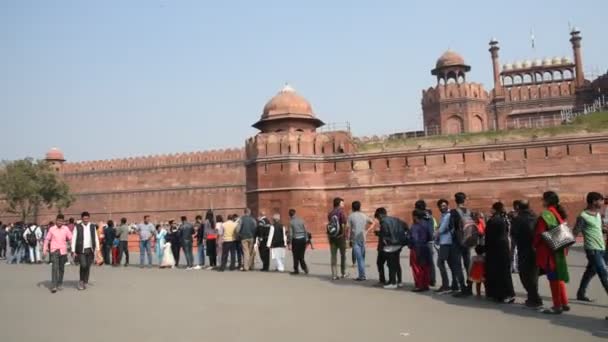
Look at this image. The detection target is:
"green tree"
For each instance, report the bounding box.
[0,158,75,222]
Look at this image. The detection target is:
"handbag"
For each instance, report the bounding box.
[541,222,575,251]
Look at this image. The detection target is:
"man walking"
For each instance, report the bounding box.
[43,214,73,293]
[116,218,130,266]
[71,212,99,290]
[451,192,474,297]
[179,216,195,270]
[575,192,608,302]
[348,201,373,281]
[237,208,257,271]
[375,207,408,289]
[328,197,348,280]
[289,209,310,275]
[137,215,156,268]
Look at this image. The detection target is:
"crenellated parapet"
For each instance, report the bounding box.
[422,82,489,105]
[245,130,355,160]
[61,148,245,173]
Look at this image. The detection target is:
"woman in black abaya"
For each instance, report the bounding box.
[484,202,516,303]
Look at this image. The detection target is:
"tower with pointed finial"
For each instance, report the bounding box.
[570,27,584,88]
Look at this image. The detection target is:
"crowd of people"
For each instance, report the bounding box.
[2,190,608,317]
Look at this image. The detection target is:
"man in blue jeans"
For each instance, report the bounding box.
[137,216,156,268]
[575,192,608,302]
[348,201,373,281]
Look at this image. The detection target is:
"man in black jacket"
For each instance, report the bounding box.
[71,212,99,290]
[450,192,473,297]
[511,200,542,307]
[375,207,408,289]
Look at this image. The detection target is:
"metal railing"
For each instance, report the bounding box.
[320,122,351,133]
[561,95,607,123]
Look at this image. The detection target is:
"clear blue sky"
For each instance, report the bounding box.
[1,0,606,161]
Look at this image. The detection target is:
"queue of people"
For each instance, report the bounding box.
[1,190,608,320]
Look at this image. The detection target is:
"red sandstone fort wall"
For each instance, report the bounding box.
[248,135,608,239]
[29,149,247,224]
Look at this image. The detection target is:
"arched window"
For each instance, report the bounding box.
[543,72,553,82]
[513,75,523,85]
[553,71,563,81]
[563,70,573,80]
[503,76,513,86]
[523,74,532,84]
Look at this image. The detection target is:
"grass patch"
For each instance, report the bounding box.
[356,112,608,152]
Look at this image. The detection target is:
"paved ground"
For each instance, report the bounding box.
[1,246,607,342]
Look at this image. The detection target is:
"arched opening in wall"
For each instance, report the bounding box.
[523,73,532,84]
[297,138,301,154]
[321,146,325,154]
[543,72,553,82]
[457,74,465,84]
[446,71,457,84]
[563,69,573,80]
[503,76,513,86]
[535,72,543,83]
[470,115,484,132]
[446,115,464,135]
[553,71,563,81]
[287,145,291,153]
[439,77,446,86]
[513,75,523,85]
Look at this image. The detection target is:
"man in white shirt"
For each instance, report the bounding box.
[71,212,100,290]
[23,224,42,263]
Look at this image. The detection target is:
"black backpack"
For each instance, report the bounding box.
[10,227,23,248]
[26,227,38,247]
[326,215,340,238]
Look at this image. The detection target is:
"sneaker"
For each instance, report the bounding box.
[412,288,430,293]
[355,277,366,281]
[542,307,563,315]
[341,274,348,279]
[65,262,70,266]
[193,265,202,270]
[453,291,472,298]
[503,297,516,304]
[562,305,571,312]
[77,282,85,291]
[576,295,593,302]
[524,300,543,308]
[185,267,193,271]
[397,283,404,288]
[51,287,57,294]
[57,286,63,291]
[331,276,339,281]
[383,284,398,289]
[434,287,451,294]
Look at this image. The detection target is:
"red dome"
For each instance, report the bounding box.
[45,147,65,161]
[436,50,466,69]
[261,84,315,119]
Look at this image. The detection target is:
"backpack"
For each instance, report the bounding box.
[26,227,38,247]
[454,208,480,248]
[9,228,20,248]
[326,215,340,238]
